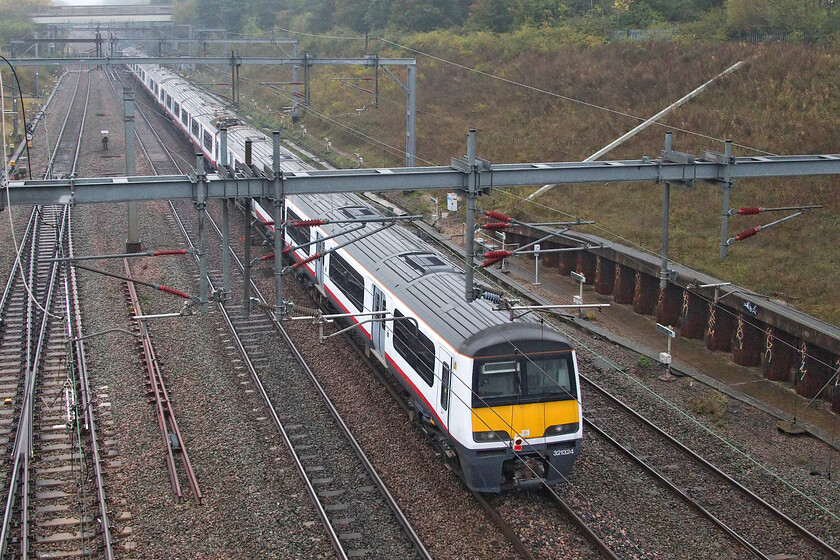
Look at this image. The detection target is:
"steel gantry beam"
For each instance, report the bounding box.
[4,151,840,207]
[7,54,418,166]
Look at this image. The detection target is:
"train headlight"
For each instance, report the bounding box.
[472,430,511,443]
[544,422,579,437]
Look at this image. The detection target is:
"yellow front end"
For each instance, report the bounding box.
[472,399,579,442]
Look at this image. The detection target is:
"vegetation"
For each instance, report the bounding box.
[173,0,840,41]
[163,2,840,327]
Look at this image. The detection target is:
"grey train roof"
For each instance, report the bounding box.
[290,192,569,355]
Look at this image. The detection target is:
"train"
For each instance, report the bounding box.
[124,49,583,492]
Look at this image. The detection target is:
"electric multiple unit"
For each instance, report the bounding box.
[125,51,583,492]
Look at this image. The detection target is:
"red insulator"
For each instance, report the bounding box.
[152,249,187,256]
[157,285,191,299]
[485,210,511,222]
[484,250,511,259]
[738,207,762,215]
[281,248,290,255]
[735,227,759,240]
[295,219,324,226]
[481,256,506,268]
[294,252,321,269]
[261,253,275,261]
[263,220,275,226]
[483,222,510,230]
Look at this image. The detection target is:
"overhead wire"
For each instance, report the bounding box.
[377,37,778,157]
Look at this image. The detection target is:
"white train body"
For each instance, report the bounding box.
[126,52,583,492]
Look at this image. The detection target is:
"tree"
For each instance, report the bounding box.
[468,0,514,31]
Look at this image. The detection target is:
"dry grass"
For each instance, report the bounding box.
[235,37,840,326]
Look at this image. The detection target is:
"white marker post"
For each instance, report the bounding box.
[656,323,677,381]
[571,271,585,318]
[534,244,541,285]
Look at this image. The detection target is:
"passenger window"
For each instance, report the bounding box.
[440,361,451,411]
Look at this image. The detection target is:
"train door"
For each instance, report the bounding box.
[314,232,324,286]
[437,349,453,427]
[370,286,387,354]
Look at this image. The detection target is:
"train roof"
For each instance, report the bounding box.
[289,192,571,355]
[123,48,573,355]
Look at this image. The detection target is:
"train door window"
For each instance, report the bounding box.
[173,101,180,120]
[203,129,213,151]
[154,83,159,97]
[159,87,164,101]
[191,119,200,138]
[181,110,190,128]
[329,252,364,311]
[392,310,435,386]
[440,361,451,410]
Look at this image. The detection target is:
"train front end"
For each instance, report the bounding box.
[457,324,582,492]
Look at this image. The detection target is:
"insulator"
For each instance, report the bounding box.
[294,252,321,269]
[478,284,503,296]
[481,256,506,268]
[294,305,321,317]
[157,285,190,299]
[484,250,511,259]
[152,249,187,256]
[735,227,759,240]
[738,207,762,215]
[261,253,275,261]
[485,210,511,222]
[480,292,501,304]
[295,219,323,226]
[483,222,510,230]
[281,248,291,255]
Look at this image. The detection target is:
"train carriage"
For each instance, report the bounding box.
[125,50,583,492]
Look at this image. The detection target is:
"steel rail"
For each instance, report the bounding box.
[582,376,840,559]
[128,67,428,557]
[18,207,68,559]
[66,209,115,559]
[1,68,92,558]
[164,202,350,560]
[123,258,204,503]
[583,417,767,558]
[44,69,84,179]
[0,210,37,315]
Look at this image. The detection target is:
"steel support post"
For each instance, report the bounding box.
[196,154,208,313]
[34,35,40,98]
[230,52,236,108]
[303,52,311,108]
[243,201,252,313]
[124,87,141,253]
[291,42,299,118]
[272,131,285,318]
[719,140,734,260]
[12,97,18,138]
[464,129,477,302]
[219,127,230,299]
[405,63,416,167]
[660,132,672,289]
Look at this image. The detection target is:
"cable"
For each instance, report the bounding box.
[378,37,780,157]
[275,27,367,41]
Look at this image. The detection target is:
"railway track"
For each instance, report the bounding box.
[0,65,114,559]
[581,375,840,559]
[116,69,431,559]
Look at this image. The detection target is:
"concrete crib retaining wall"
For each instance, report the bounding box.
[503,227,840,414]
